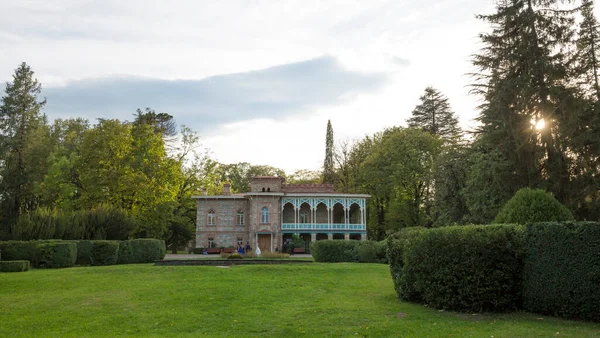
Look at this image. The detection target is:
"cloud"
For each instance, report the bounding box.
[43,56,387,132]
[389,56,411,67]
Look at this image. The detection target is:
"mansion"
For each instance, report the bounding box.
[193,176,369,252]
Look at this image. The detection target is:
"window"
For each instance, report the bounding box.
[208,237,215,248]
[300,210,309,223]
[262,187,265,192]
[267,187,270,192]
[236,210,244,225]
[207,209,215,225]
[261,207,270,224]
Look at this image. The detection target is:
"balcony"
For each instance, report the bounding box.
[281,223,366,231]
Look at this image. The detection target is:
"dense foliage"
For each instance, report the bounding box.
[494,188,574,224]
[388,225,524,312]
[523,222,600,321]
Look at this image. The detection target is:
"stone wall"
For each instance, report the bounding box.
[196,198,250,248]
[248,195,282,251]
[249,176,284,192]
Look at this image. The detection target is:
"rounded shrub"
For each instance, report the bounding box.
[90,240,120,266]
[1,260,30,272]
[311,240,359,262]
[494,188,574,224]
[34,242,77,268]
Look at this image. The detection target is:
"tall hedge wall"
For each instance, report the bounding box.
[388,224,524,312]
[523,222,600,322]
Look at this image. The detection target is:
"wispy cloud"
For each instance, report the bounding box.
[43,56,387,132]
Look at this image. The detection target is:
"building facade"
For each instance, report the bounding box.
[193,176,369,252]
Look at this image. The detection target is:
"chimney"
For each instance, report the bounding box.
[202,188,207,196]
[223,183,231,196]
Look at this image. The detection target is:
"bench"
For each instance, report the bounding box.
[206,248,221,254]
[293,248,306,254]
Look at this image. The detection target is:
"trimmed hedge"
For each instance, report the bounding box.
[130,239,166,263]
[75,240,93,266]
[0,239,165,267]
[523,222,600,322]
[34,242,77,268]
[356,241,388,263]
[388,224,524,312]
[356,241,378,263]
[90,241,120,266]
[1,260,30,272]
[310,240,387,263]
[117,240,134,264]
[375,240,388,264]
[311,240,358,262]
[387,227,425,299]
[0,241,42,261]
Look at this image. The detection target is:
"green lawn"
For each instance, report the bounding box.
[1,263,598,337]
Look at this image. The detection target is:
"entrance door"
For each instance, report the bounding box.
[258,234,271,252]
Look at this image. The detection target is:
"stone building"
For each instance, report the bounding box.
[193,176,369,252]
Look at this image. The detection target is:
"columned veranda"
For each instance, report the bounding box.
[280,197,367,240]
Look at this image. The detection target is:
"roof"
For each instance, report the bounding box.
[192,192,370,199]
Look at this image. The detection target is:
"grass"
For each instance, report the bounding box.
[1,263,598,337]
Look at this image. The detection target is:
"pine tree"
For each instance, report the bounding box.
[576,0,600,101]
[406,86,461,141]
[323,120,334,184]
[470,0,577,214]
[0,62,48,223]
[568,0,600,219]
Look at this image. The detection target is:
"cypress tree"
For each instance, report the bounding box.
[323,120,334,184]
[406,86,461,141]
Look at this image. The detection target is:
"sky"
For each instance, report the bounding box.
[0,0,498,173]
